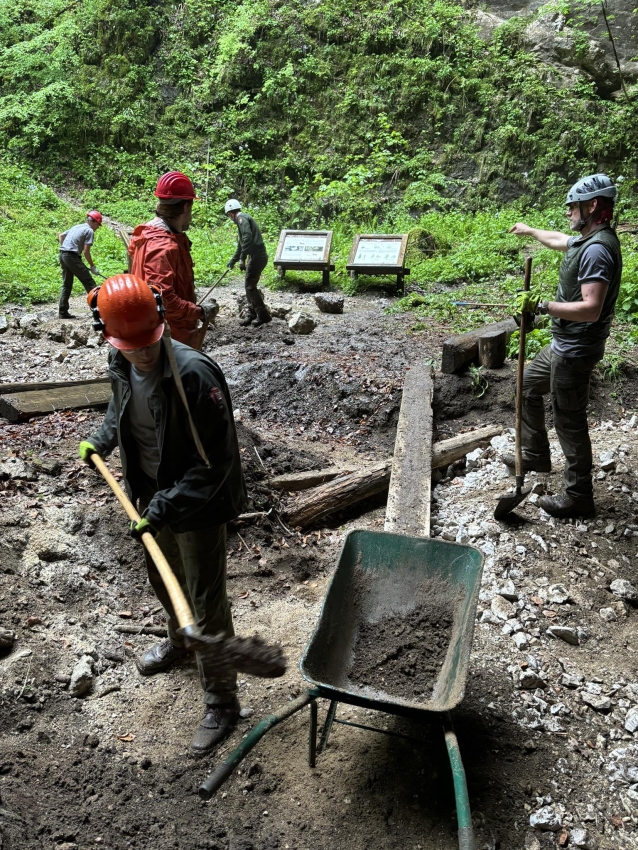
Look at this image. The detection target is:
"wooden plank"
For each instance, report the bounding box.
[0,377,109,395]
[441,317,516,374]
[0,381,112,422]
[431,424,501,469]
[384,364,433,538]
[270,466,357,491]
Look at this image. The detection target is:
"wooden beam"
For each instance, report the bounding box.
[270,466,357,491]
[0,379,111,422]
[384,365,433,538]
[431,424,501,469]
[478,328,507,369]
[441,317,516,374]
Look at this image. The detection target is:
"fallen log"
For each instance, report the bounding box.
[478,328,507,369]
[0,378,111,422]
[283,425,501,527]
[269,466,356,491]
[283,460,392,528]
[441,318,516,374]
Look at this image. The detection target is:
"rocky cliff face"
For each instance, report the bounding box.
[473,1,638,96]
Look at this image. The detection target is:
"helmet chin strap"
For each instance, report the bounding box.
[577,201,594,232]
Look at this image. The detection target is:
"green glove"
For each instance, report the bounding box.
[129,518,158,539]
[515,291,541,315]
[78,440,97,466]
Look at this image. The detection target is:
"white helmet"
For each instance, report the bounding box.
[224,198,242,214]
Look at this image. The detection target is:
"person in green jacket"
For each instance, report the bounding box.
[225,199,271,327]
[505,174,622,519]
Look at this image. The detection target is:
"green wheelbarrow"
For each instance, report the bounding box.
[200,529,483,850]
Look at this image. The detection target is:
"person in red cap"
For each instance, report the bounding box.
[78,274,247,753]
[57,211,104,318]
[128,172,216,347]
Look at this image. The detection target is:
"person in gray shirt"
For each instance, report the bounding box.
[57,210,104,318]
[504,174,622,519]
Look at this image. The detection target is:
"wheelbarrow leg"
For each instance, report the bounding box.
[443,714,475,850]
[317,699,338,754]
[309,699,318,767]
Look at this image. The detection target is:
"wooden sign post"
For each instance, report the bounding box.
[273,230,334,288]
[346,234,410,292]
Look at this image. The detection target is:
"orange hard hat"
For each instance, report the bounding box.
[87,210,103,225]
[154,171,198,201]
[87,274,165,350]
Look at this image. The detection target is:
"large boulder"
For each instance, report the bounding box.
[314,293,344,314]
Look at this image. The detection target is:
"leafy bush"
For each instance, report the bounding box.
[507,327,553,360]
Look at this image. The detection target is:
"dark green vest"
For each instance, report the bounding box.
[551,225,622,344]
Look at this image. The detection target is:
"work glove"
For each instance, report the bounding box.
[78,440,97,466]
[226,260,236,270]
[200,301,219,323]
[90,265,104,277]
[515,291,541,315]
[129,518,158,540]
[238,260,246,272]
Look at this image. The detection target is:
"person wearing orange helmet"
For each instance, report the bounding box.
[128,172,216,348]
[57,211,104,318]
[78,274,247,753]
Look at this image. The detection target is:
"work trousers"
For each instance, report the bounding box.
[521,344,600,501]
[244,253,268,316]
[138,478,237,705]
[59,251,96,314]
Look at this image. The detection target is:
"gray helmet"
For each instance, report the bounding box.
[224,198,241,214]
[566,173,617,204]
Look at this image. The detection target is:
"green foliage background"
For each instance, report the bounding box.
[1,0,638,329]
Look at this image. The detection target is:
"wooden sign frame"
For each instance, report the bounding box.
[273,229,335,288]
[346,233,410,291]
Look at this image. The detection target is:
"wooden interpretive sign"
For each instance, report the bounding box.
[273,230,335,287]
[346,233,410,291]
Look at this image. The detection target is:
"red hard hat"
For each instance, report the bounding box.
[154,171,198,201]
[88,275,164,350]
[87,210,103,225]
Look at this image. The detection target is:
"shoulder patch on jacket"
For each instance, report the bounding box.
[209,386,224,406]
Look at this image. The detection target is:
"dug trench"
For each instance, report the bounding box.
[1,284,638,849]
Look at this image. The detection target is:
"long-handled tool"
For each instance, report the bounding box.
[192,268,229,350]
[453,301,509,309]
[494,257,533,520]
[90,453,286,679]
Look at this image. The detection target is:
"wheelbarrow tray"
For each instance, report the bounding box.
[300,530,484,713]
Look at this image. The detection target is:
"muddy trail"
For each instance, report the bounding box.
[2,283,638,849]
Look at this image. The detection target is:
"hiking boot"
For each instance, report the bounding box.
[239,313,256,327]
[59,311,75,319]
[191,698,240,755]
[252,311,272,328]
[538,493,595,518]
[135,639,189,676]
[501,452,552,473]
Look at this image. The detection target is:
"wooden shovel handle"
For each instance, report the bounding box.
[514,257,533,482]
[91,454,195,629]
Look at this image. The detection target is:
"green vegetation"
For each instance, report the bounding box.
[468,364,489,397]
[507,326,553,360]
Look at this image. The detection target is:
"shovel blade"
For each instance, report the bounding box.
[494,485,532,520]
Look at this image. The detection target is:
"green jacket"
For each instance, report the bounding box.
[89,340,246,533]
[230,212,267,264]
[552,225,622,345]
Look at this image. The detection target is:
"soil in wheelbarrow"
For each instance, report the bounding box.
[348,588,457,700]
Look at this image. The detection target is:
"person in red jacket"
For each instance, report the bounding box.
[128,172,216,348]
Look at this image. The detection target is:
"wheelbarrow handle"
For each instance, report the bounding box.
[90,454,195,630]
[199,689,320,800]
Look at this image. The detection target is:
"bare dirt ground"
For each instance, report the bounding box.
[1,281,638,850]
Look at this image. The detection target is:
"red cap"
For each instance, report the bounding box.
[154,171,199,201]
[88,275,164,350]
[87,210,103,225]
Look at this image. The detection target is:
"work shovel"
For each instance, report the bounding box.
[494,257,533,520]
[192,268,230,350]
[90,453,286,680]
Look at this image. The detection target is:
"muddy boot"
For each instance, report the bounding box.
[191,698,240,755]
[252,309,272,328]
[501,452,551,473]
[239,310,256,327]
[538,492,595,518]
[135,638,189,676]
